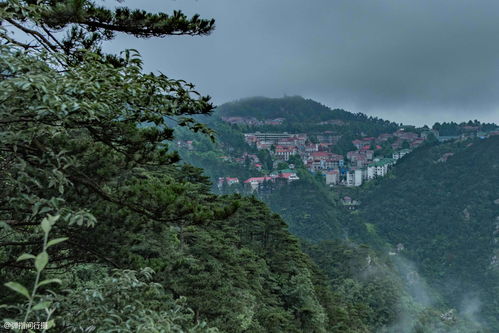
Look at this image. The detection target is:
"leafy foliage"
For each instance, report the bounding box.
[56,267,218,332]
[0,2,359,332]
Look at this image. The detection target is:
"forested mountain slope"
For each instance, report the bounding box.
[177,97,496,332]
[214,96,400,154]
[0,2,377,332]
[359,136,499,329]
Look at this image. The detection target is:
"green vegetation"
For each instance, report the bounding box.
[433,121,497,136]
[0,1,344,332]
[177,96,497,331]
[215,96,399,155]
[217,96,395,128]
[359,137,499,330]
[1,1,496,332]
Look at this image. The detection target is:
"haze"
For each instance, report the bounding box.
[105,0,499,126]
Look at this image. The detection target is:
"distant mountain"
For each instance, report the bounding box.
[216,96,355,122]
[214,96,400,137]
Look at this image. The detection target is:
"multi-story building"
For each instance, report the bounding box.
[367,158,395,179]
[392,149,411,160]
[346,169,363,187]
[274,145,297,161]
[325,170,339,185]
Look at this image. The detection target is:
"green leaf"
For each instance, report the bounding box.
[46,237,68,248]
[35,252,48,272]
[47,319,55,329]
[41,218,51,234]
[17,253,36,261]
[41,214,60,234]
[37,278,61,288]
[32,301,51,311]
[4,282,30,299]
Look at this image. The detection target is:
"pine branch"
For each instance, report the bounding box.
[6,18,59,52]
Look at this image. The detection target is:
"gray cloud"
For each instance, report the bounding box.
[105,0,499,125]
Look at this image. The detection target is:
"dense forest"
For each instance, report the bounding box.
[0,1,368,332]
[216,96,397,127]
[214,97,401,155]
[358,137,499,330]
[178,97,498,332]
[1,1,497,332]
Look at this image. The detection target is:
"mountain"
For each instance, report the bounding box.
[214,96,400,154]
[216,96,357,123]
[358,136,499,329]
[175,96,498,331]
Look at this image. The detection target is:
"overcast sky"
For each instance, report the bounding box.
[105,0,499,126]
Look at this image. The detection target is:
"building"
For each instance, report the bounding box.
[279,172,300,182]
[367,158,395,179]
[346,169,363,187]
[243,176,274,192]
[270,169,300,182]
[392,149,411,160]
[394,130,419,141]
[376,133,393,143]
[310,151,332,160]
[274,145,297,160]
[352,139,363,149]
[217,177,240,188]
[325,170,339,185]
[305,144,319,153]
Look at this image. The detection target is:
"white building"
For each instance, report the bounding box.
[367,166,375,180]
[346,169,363,187]
[354,169,363,186]
[392,149,411,160]
[325,170,339,185]
[367,158,395,179]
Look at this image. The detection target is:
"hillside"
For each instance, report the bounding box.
[216,96,356,123]
[2,2,497,332]
[214,96,400,154]
[175,96,498,331]
[0,21,396,332]
[358,136,499,329]
[3,40,475,333]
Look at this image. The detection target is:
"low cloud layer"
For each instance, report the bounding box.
[106,0,499,125]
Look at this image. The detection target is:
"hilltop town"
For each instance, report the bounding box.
[216,125,431,191]
[177,114,499,194]
[175,96,499,195]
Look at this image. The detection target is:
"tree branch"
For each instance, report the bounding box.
[6,19,59,52]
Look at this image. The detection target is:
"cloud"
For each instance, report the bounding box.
[105,0,499,125]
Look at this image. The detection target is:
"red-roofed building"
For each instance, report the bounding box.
[311,151,332,160]
[325,170,339,185]
[347,151,361,161]
[411,138,425,148]
[352,139,363,149]
[243,176,273,184]
[394,130,419,141]
[279,172,300,182]
[217,177,240,188]
[275,145,297,160]
[243,176,274,192]
[305,144,319,152]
